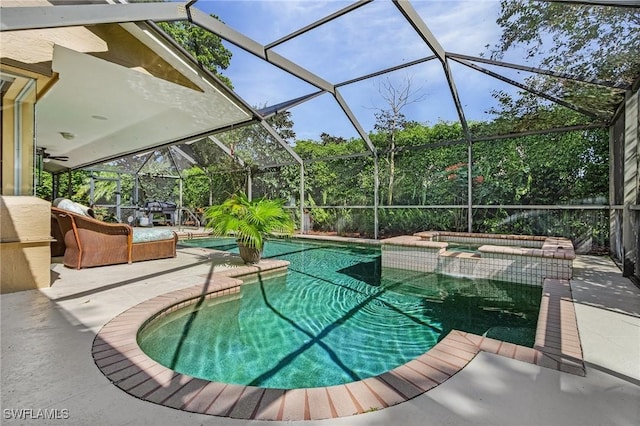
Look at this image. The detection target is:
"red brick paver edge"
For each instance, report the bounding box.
[93,268,584,421]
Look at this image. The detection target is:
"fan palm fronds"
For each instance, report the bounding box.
[204,191,295,250]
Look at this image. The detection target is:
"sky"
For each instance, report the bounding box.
[188,0,531,142]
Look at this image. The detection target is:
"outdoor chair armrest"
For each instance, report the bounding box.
[51,207,133,268]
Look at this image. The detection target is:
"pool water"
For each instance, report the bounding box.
[444,242,482,253]
[138,238,541,389]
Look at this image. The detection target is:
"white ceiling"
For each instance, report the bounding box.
[36,28,252,172]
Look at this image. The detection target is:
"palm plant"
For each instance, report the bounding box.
[203,191,295,263]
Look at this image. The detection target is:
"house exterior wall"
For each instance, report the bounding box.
[1,75,35,196]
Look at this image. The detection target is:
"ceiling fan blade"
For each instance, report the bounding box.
[38,148,69,162]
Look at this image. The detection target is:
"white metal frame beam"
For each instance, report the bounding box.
[392,0,445,62]
[393,0,475,231]
[450,57,602,119]
[447,52,631,90]
[0,2,188,31]
[206,136,246,168]
[334,89,377,153]
[257,91,325,119]
[392,1,472,140]
[336,55,438,88]
[265,0,374,50]
[188,8,334,93]
[187,6,378,155]
[259,121,303,166]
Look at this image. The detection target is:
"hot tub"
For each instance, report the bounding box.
[380,231,575,286]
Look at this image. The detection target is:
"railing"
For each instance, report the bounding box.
[177,207,202,229]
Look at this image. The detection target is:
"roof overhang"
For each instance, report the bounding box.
[37,35,251,172]
[1,10,254,173]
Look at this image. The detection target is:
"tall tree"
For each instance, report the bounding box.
[373,76,426,205]
[490,1,639,122]
[319,132,347,146]
[216,110,296,167]
[158,20,233,89]
[129,1,234,88]
[492,1,639,84]
[187,138,246,206]
[265,110,296,144]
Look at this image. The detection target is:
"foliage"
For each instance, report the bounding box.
[138,176,176,203]
[492,1,639,85]
[473,126,609,205]
[474,208,609,249]
[184,138,247,207]
[378,209,467,237]
[306,194,331,231]
[182,167,246,208]
[297,139,372,202]
[157,19,233,88]
[484,99,597,134]
[215,111,296,167]
[204,191,295,250]
[319,133,347,145]
[488,1,639,123]
[182,169,210,208]
[291,119,608,247]
[35,116,609,251]
[252,165,300,202]
[264,109,296,144]
[48,170,92,205]
[35,169,52,201]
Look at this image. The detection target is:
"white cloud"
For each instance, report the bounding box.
[416,1,503,55]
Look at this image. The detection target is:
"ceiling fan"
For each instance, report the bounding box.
[37,147,69,162]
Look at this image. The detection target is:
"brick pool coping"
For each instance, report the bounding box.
[92,261,584,421]
[391,232,576,260]
[380,231,575,286]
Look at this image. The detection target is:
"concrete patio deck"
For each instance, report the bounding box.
[1,240,639,425]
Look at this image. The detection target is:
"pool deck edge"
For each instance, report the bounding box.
[92,265,584,421]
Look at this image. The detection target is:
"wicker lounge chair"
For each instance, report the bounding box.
[51,206,177,269]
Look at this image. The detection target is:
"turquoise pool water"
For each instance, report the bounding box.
[138,238,541,389]
[444,242,482,253]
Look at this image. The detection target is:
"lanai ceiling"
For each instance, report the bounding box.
[1,0,638,173]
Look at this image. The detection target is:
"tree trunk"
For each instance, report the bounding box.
[387,130,396,206]
[387,150,395,205]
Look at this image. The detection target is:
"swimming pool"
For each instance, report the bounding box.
[138,238,541,389]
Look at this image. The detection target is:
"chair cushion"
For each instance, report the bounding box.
[132,228,175,244]
[55,198,94,217]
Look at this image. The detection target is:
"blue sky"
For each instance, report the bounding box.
[190,0,528,141]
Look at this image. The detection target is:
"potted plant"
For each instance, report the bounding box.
[203,191,295,264]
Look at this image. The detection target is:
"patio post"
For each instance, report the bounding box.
[247,169,252,201]
[66,170,72,198]
[300,162,305,234]
[374,154,379,240]
[178,178,183,229]
[468,142,473,233]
